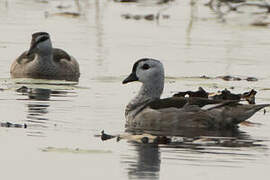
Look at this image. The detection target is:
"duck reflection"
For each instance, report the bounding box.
[16,87,71,137]
[125,143,160,180]
[120,127,267,179]
[26,88,51,137]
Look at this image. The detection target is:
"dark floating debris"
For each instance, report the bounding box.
[0,122,27,128]
[205,0,270,26]
[114,0,174,4]
[0,45,7,48]
[246,77,259,81]
[199,75,258,81]
[45,12,81,18]
[173,87,257,104]
[218,75,258,82]
[56,4,72,9]
[219,75,241,81]
[100,130,171,144]
[101,130,116,141]
[16,86,29,93]
[36,0,49,3]
[100,131,263,147]
[114,0,138,2]
[121,13,170,21]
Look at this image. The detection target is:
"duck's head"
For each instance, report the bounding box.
[123,58,165,85]
[27,32,52,56]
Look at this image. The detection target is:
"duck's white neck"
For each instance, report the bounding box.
[125,76,164,117]
[138,77,164,99]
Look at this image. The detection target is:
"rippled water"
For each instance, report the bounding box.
[0,0,270,179]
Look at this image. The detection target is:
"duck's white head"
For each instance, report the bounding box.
[27,32,52,56]
[123,58,164,84]
[123,58,164,99]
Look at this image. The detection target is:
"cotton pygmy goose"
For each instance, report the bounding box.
[122,58,269,130]
[10,32,80,81]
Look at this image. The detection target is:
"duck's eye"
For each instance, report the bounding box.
[142,64,150,70]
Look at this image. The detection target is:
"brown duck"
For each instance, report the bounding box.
[10,32,80,82]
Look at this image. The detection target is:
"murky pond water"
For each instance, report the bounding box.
[1,0,270,179]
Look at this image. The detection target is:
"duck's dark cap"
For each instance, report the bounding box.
[32,32,50,39]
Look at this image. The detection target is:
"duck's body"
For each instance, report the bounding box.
[10,32,80,82]
[123,58,269,131]
[126,99,268,130]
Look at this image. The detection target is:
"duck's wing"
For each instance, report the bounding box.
[52,48,80,81]
[16,51,35,64]
[52,48,71,62]
[146,97,233,110]
[11,51,35,76]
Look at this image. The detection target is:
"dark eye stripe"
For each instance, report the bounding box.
[36,36,49,44]
[28,35,50,55]
[142,63,150,70]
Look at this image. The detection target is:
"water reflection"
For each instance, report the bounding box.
[95,0,106,65]
[120,127,268,179]
[26,103,49,134]
[186,0,197,47]
[15,87,75,137]
[126,126,244,138]
[124,143,160,180]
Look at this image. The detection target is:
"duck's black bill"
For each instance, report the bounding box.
[122,73,138,84]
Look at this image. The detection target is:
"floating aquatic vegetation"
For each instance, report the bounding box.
[41,146,112,154]
[121,13,170,21]
[56,4,72,9]
[35,0,49,3]
[0,122,27,128]
[114,0,174,4]
[204,0,270,25]
[45,11,81,18]
[100,130,265,148]
[114,0,138,2]
[44,0,82,18]
[101,130,171,144]
[199,75,258,81]
[16,86,29,93]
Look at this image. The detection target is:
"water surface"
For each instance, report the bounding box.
[0,0,270,179]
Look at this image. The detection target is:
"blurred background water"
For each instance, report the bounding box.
[0,0,270,179]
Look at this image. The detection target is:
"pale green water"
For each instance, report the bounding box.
[0,0,270,179]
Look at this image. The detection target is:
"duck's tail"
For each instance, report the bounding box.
[233,104,270,125]
[207,103,270,128]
